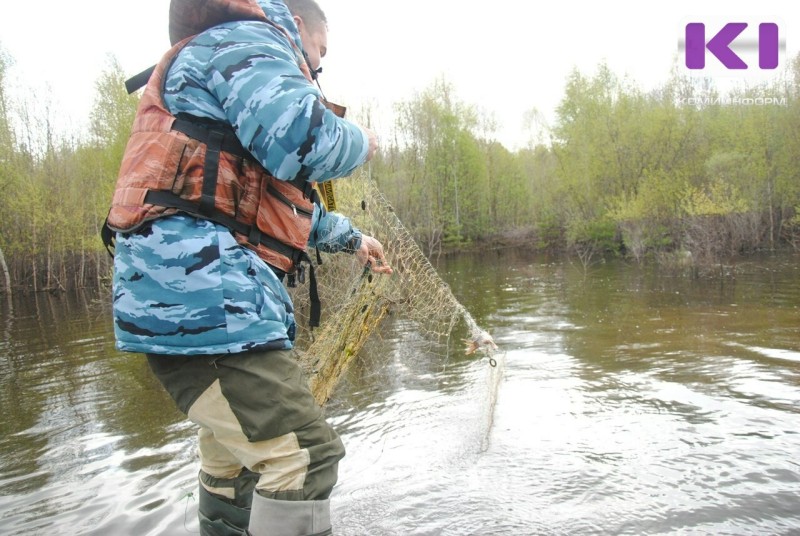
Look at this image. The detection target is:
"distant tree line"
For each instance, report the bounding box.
[0,53,137,293]
[372,59,800,271]
[1,46,798,293]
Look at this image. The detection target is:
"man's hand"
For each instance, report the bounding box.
[356,235,392,274]
[363,127,379,161]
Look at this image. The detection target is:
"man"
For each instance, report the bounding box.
[104,0,391,534]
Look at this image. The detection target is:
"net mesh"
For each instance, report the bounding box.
[289,170,498,406]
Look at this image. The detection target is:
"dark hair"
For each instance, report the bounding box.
[283,0,327,28]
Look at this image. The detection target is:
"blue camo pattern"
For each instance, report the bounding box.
[165,0,368,182]
[114,215,295,355]
[112,0,365,355]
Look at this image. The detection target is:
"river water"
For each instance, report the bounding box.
[0,251,798,535]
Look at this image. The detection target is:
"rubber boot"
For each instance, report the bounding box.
[198,484,251,536]
[246,493,332,536]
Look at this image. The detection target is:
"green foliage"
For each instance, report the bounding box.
[607,170,687,261]
[681,176,749,216]
[378,78,500,254]
[372,57,800,267]
[2,45,800,290]
[0,54,137,290]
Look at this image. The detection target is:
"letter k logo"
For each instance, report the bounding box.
[685,23,748,69]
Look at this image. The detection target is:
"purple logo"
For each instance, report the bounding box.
[685,22,779,70]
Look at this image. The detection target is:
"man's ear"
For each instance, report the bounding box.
[293,15,305,32]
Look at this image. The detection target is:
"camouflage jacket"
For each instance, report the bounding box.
[112,0,366,355]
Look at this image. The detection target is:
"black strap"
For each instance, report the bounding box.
[100,216,116,257]
[173,115,319,202]
[143,190,303,262]
[171,117,252,159]
[200,130,223,217]
[287,170,319,202]
[125,65,156,94]
[290,251,321,327]
[306,253,321,327]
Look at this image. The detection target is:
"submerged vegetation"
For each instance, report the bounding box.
[1,46,798,293]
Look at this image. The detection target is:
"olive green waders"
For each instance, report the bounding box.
[147,349,344,535]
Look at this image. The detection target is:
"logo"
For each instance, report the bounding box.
[684,22,780,70]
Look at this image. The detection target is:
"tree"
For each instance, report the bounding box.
[383,77,492,254]
[0,47,12,292]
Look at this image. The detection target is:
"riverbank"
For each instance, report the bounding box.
[436,228,800,277]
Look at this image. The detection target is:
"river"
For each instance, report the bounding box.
[1,251,798,535]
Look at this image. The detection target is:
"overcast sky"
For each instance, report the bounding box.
[1,0,797,149]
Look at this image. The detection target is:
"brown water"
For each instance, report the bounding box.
[1,251,798,535]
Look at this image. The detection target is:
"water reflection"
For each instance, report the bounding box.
[0,292,195,534]
[0,251,798,535]
[330,250,799,535]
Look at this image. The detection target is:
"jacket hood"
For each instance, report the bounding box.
[256,0,304,51]
[169,0,303,51]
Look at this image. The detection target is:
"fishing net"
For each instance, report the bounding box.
[289,170,499,406]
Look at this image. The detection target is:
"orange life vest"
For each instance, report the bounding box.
[105,27,329,281]
[102,0,345,326]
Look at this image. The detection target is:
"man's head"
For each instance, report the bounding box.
[284,0,328,72]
